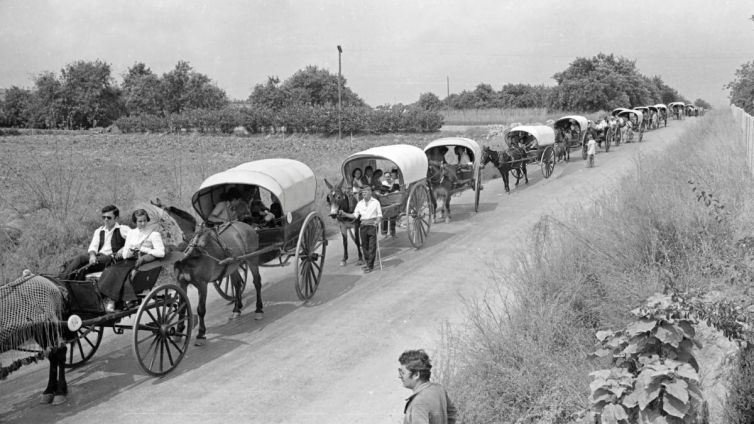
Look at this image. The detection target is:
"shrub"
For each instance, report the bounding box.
[726,344,754,423]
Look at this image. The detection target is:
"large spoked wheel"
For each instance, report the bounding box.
[133,283,193,377]
[540,146,555,179]
[406,183,432,249]
[294,211,327,301]
[212,263,248,301]
[581,143,588,160]
[65,325,103,368]
[473,166,482,213]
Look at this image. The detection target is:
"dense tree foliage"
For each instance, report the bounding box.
[694,98,712,109]
[727,60,754,114]
[248,66,364,110]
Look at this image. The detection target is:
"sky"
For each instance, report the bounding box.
[1,0,753,107]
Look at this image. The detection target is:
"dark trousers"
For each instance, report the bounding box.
[359,225,378,269]
[381,218,396,236]
[60,253,113,280]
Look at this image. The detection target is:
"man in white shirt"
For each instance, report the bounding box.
[586,134,597,168]
[60,205,131,280]
[339,186,382,273]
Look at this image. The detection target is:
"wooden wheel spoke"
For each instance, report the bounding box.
[163,337,175,367]
[146,308,159,325]
[167,336,185,356]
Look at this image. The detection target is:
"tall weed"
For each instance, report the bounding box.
[438,110,754,422]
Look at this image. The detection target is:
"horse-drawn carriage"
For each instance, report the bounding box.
[340,145,432,248]
[685,104,698,117]
[633,107,651,132]
[654,104,668,127]
[423,137,483,214]
[615,108,644,143]
[669,102,685,120]
[553,115,591,161]
[645,106,660,129]
[480,125,556,193]
[191,159,327,302]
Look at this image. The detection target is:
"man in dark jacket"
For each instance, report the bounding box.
[399,349,457,424]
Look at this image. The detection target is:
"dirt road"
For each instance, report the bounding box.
[0,121,692,423]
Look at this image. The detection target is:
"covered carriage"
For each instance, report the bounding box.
[645,106,660,129]
[668,102,685,120]
[633,107,651,131]
[341,145,432,248]
[616,109,644,143]
[553,115,590,160]
[423,137,483,212]
[192,159,327,301]
[505,125,556,178]
[685,104,698,117]
[654,104,668,127]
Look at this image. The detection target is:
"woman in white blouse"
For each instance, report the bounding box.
[99,209,165,311]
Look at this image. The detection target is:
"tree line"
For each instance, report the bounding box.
[0,52,709,134]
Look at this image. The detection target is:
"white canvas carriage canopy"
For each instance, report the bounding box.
[554,115,589,131]
[423,137,482,175]
[617,109,644,125]
[342,144,428,185]
[655,104,668,111]
[611,108,631,116]
[192,158,316,221]
[668,102,685,109]
[506,125,555,147]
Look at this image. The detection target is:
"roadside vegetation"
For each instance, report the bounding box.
[438,110,754,423]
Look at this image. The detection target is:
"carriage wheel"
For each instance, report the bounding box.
[473,166,482,213]
[406,183,432,248]
[581,143,588,160]
[212,262,248,301]
[540,146,555,179]
[65,325,103,368]
[132,283,193,376]
[294,212,327,301]
[511,167,523,179]
[605,132,611,152]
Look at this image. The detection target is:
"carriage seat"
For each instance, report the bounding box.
[85,271,103,281]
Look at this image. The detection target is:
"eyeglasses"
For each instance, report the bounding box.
[102,216,114,220]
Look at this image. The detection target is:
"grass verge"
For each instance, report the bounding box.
[437,109,754,423]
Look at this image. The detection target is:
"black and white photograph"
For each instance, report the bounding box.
[2,1,754,423]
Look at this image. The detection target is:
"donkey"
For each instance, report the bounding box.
[427,162,457,223]
[480,145,528,193]
[1,273,70,405]
[324,178,363,266]
[173,222,263,346]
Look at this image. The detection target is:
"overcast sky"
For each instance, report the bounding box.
[1,0,752,107]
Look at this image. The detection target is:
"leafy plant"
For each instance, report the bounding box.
[589,293,706,423]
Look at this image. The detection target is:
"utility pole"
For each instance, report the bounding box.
[446,76,450,110]
[337,45,343,140]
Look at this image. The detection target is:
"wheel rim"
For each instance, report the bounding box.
[212,263,248,301]
[407,185,431,248]
[133,284,192,376]
[65,325,103,368]
[541,147,554,178]
[295,213,326,301]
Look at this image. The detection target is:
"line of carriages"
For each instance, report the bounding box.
[13,101,694,381]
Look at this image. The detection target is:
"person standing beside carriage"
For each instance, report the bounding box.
[59,205,130,280]
[338,186,382,273]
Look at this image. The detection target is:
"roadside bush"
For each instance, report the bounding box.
[726,344,754,424]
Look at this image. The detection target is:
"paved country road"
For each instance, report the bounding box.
[0,120,694,424]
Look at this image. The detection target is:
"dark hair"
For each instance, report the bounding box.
[223,187,242,202]
[352,167,362,179]
[131,209,151,224]
[398,349,432,381]
[101,204,119,218]
[365,165,374,173]
[373,169,383,177]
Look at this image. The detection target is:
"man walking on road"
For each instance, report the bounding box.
[338,186,382,273]
[398,349,457,424]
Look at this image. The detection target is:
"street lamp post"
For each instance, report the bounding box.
[337,45,343,140]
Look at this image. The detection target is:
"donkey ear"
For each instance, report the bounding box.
[324,178,333,190]
[337,178,344,189]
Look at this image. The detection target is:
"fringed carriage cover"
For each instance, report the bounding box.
[0,274,65,380]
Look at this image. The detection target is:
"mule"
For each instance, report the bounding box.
[1,273,70,405]
[427,162,456,223]
[480,145,528,193]
[173,222,263,346]
[324,178,363,266]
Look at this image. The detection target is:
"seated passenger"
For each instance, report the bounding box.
[246,187,276,227]
[371,169,386,194]
[98,209,165,312]
[388,168,401,192]
[454,146,473,168]
[427,146,448,166]
[59,204,130,281]
[351,167,366,194]
[208,187,250,225]
[361,166,375,187]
